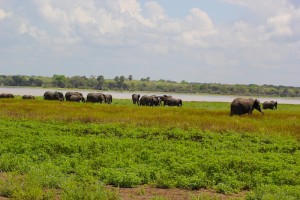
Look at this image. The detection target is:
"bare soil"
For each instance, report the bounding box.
[107,185,247,200]
[0,172,246,199]
[0,186,247,200]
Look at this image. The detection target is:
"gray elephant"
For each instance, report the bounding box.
[159,95,172,105]
[139,95,157,106]
[22,95,35,99]
[86,93,106,103]
[151,95,161,106]
[163,97,182,107]
[262,101,277,110]
[69,95,85,102]
[44,91,64,101]
[104,94,112,104]
[65,92,84,101]
[0,93,14,98]
[230,98,263,116]
[132,94,140,105]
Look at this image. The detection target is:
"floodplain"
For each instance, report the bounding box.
[0,98,299,199]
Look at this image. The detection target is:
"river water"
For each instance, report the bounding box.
[1,87,300,104]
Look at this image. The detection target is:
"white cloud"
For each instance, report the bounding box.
[118,0,141,15]
[19,19,48,42]
[181,8,216,47]
[71,7,96,25]
[0,9,11,20]
[145,1,166,22]
[265,13,293,38]
[0,0,299,86]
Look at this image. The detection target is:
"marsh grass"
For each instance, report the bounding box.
[0,98,299,136]
[0,98,300,199]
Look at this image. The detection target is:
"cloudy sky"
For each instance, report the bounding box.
[0,0,300,86]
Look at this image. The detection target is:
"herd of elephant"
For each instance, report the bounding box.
[0,91,182,107]
[0,92,278,115]
[132,94,182,106]
[42,91,113,104]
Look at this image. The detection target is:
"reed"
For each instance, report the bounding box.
[0,98,299,136]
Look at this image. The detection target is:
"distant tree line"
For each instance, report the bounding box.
[0,74,299,97]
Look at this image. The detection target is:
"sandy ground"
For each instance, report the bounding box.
[107,185,247,200]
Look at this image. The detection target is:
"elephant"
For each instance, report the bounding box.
[0,93,14,98]
[139,95,158,106]
[230,98,263,116]
[158,95,172,105]
[163,97,182,107]
[86,93,106,103]
[65,92,84,101]
[22,95,35,99]
[43,91,64,101]
[69,95,85,102]
[151,95,161,106]
[104,94,112,104]
[132,94,140,105]
[262,101,277,110]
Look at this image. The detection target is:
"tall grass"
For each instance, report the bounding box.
[0,98,299,136]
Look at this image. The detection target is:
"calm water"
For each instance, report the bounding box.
[1,87,300,104]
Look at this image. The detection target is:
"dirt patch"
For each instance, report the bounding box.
[0,172,247,200]
[107,185,247,200]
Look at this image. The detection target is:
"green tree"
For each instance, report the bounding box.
[140,77,150,82]
[96,75,105,90]
[29,77,43,87]
[12,75,28,86]
[70,76,86,88]
[114,76,120,85]
[52,74,67,88]
[181,80,188,84]
[128,75,133,90]
[119,76,125,89]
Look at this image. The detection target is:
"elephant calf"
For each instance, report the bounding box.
[65,92,84,101]
[262,101,277,110]
[22,95,35,99]
[163,97,182,107]
[69,95,85,102]
[230,98,263,116]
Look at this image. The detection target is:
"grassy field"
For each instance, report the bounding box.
[0,98,300,199]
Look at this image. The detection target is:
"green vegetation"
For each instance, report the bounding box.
[0,98,300,199]
[1,74,300,97]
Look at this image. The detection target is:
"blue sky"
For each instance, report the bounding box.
[0,0,300,86]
